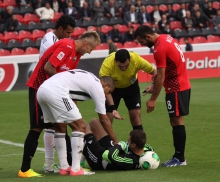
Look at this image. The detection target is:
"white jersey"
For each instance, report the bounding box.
[40,69,106,115]
[39,31,58,58]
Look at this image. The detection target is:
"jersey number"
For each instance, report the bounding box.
[174,43,185,62]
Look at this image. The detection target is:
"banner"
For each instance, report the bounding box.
[0,50,220,91]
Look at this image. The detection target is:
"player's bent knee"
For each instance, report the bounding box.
[69,119,87,133]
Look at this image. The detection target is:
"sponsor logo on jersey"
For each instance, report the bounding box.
[57,51,65,60]
[60,64,69,70]
[67,45,72,49]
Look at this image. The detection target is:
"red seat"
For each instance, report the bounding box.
[0,49,10,56]
[142,22,152,27]
[123,41,137,48]
[114,42,123,49]
[0,1,3,8]
[71,27,86,39]
[15,14,24,23]
[179,37,193,45]
[87,26,97,31]
[212,1,219,10]
[18,30,33,43]
[46,29,54,33]
[95,43,109,50]
[117,24,128,34]
[52,12,63,23]
[101,25,113,34]
[170,21,183,30]
[32,29,45,42]
[2,0,16,8]
[131,23,140,31]
[0,32,4,42]
[4,31,19,44]
[206,35,220,43]
[192,36,207,44]
[23,13,39,25]
[11,48,25,55]
[146,5,154,14]
[159,4,168,12]
[172,3,181,12]
[25,47,39,54]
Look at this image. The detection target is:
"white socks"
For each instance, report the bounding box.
[44,129,55,168]
[71,131,85,172]
[54,133,69,169]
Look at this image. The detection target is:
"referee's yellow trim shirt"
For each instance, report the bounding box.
[99,52,154,88]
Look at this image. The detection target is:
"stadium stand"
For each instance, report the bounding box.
[25,47,39,54]
[21,39,36,50]
[95,43,109,50]
[18,30,33,43]
[11,48,25,55]
[8,39,22,50]
[0,49,10,56]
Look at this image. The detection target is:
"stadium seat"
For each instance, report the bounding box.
[0,1,3,8]
[96,17,111,26]
[102,1,109,8]
[46,29,54,33]
[142,0,153,6]
[36,38,42,48]
[188,28,202,37]
[0,33,4,42]
[28,22,43,32]
[12,7,20,14]
[115,0,125,8]
[87,26,97,31]
[123,41,138,48]
[110,17,124,25]
[16,22,29,32]
[168,0,179,4]
[20,6,34,15]
[114,42,123,49]
[132,23,140,31]
[192,36,207,44]
[174,29,188,39]
[11,48,25,55]
[216,27,220,35]
[52,12,63,22]
[0,7,4,12]
[155,0,168,5]
[179,37,192,44]
[42,21,55,31]
[25,47,39,54]
[8,39,22,50]
[23,13,39,25]
[172,3,181,12]
[75,19,83,27]
[21,38,36,50]
[206,35,220,43]
[32,29,45,42]
[83,19,96,28]
[101,25,113,34]
[95,43,109,50]
[146,5,154,13]
[201,27,217,36]
[142,22,152,27]
[15,14,24,23]
[71,27,86,39]
[159,4,168,12]
[212,1,219,10]
[0,40,8,49]
[117,24,128,34]
[0,48,10,56]
[170,21,183,30]
[4,31,19,44]
[18,30,33,43]
[2,0,16,8]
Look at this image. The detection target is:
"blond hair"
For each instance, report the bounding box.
[79,30,101,47]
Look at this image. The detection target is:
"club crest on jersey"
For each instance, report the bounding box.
[73,56,77,62]
[57,51,65,60]
[60,64,69,71]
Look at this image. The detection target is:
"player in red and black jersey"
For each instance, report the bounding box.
[18,31,101,178]
[134,26,191,167]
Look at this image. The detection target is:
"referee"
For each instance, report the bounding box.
[99,49,156,130]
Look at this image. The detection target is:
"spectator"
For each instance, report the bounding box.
[105,0,120,18]
[35,2,54,22]
[151,22,160,33]
[176,3,187,21]
[158,14,169,32]
[107,36,117,54]
[50,0,61,13]
[184,37,193,51]
[92,1,105,19]
[79,1,93,21]
[165,4,176,21]
[194,10,209,28]
[32,0,45,11]
[123,25,136,43]
[96,26,106,43]
[123,5,138,26]
[5,14,18,32]
[135,0,143,13]
[0,6,13,24]
[199,0,209,11]
[213,9,220,29]
[64,1,78,19]
[203,1,217,20]
[150,5,163,24]
[188,0,201,11]
[181,10,196,31]
[191,3,204,17]
[138,5,151,25]
[16,0,31,7]
[160,23,175,37]
[122,0,132,13]
[108,24,123,43]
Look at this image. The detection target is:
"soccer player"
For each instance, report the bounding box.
[99,49,157,130]
[134,25,191,167]
[39,15,75,173]
[83,118,155,170]
[18,31,101,178]
[37,69,119,175]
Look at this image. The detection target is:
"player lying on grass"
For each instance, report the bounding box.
[83,118,156,170]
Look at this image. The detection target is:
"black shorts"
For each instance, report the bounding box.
[106,80,141,112]
[29,87,54,129]
[83,134,113,170]
[165,89,191,117]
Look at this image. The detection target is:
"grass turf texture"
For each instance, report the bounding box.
[0,78,219,182]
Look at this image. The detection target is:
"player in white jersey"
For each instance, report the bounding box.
[37,69,119,176]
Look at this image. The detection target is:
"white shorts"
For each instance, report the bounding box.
[37,87,82,124]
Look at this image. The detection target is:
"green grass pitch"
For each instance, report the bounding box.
[0,78,220,182]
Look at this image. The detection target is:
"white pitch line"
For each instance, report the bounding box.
[0,139,45,151]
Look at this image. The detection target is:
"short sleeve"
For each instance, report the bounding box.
[99,53,115,77]
[153,46,167,68]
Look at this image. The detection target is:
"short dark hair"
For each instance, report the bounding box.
[55,15,76,30]
[115,49,130,63]
[134,25,155,39]
[130,130,146,149]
